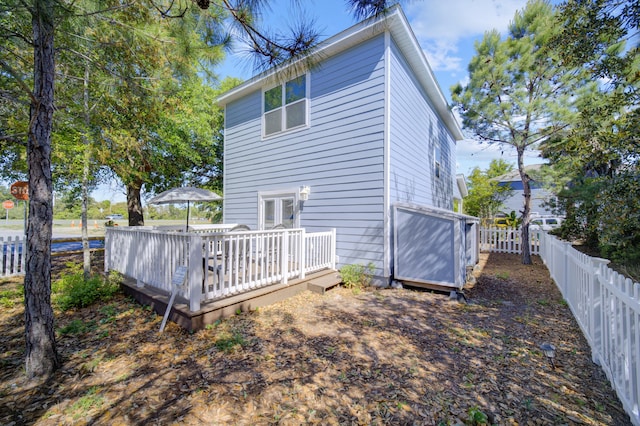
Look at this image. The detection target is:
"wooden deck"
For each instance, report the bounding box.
[120,269,342,331]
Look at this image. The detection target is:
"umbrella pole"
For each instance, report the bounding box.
[186,201,190,232]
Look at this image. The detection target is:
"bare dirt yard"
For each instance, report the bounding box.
[0,252,631,425]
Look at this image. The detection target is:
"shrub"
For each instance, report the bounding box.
[53,272,121,311]
[340,263,375,290]
[467,406,489,425]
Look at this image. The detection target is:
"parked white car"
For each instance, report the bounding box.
[530,216,563,231]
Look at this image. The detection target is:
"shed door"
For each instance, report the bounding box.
[260,196,296,229]
[394,206,457,287]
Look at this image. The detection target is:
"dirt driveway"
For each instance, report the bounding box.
[0,252,631,425]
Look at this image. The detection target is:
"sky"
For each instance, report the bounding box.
[96,0,546,202]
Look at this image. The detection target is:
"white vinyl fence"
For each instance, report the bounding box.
[105,226,336,312]
[1,235,26,277]
[479,226,540,255]
[538,231,640,425]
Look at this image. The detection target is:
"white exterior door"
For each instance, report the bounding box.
[259,192,297,229]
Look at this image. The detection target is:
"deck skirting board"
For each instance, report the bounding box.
[120,269,341,331]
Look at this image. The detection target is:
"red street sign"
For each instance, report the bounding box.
[2,200,14,209]
[10,181,28,200]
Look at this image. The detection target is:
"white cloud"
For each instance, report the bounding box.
[407,0,525,40]
[421,40,461,72]
[406,0,527,72]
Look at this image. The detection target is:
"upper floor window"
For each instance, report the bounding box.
[434,142,442,179]
[263,75,308,137]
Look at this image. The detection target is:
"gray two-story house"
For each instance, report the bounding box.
[218,5,478,289]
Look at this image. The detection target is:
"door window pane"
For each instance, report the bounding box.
[281,198,295,228]
[264,200,275,229]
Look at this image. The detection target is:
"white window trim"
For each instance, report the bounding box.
[257,188,301,230]
[434,142,442,179]
[262,73,310,139]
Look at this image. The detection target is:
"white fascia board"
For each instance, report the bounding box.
[456,174,469,197]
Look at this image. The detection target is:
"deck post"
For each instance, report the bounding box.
[281,230,289,285]
[188,234,203,312]
[330,228,337,270]
[300,228,306,280]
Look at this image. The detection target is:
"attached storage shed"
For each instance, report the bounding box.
[393,203,479,290]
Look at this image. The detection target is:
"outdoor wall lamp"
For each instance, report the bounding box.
[299,186,311,201]
[540,342,556,368]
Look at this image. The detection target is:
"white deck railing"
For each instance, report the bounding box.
[479,226,540,255]
[1,235,26,277]
[104,226,336,312]
[538,231,640,425]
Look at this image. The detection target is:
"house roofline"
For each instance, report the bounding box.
[217,5,464,141]
[456,174,468,198]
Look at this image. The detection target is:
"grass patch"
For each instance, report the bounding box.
[58,319,97,335]
[66,386,105,419]
[0,283,24,308]
[214,331,247,353]
[495,271,510,280]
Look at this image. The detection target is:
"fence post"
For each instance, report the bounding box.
[590,257,610,366]
[561,241,569,296]
[188,234,203,312]
[104,228,111,273]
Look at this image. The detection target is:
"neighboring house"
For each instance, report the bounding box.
[493,164,559,217]
[217,5,477,288]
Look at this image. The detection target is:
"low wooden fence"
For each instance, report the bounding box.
[538,232,640,425]
[104,226,336,312]
[479,226,540,255]
[1,235,26,277]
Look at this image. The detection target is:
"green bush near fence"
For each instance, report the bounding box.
[52,271,122,311]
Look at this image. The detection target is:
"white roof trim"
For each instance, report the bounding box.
[456,174,469,198]
[217,5,463,141]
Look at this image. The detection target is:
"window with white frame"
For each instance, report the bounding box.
[434,142,442,179]
[263,75,308,137]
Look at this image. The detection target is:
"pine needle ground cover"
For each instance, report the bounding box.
[0,253,630,425]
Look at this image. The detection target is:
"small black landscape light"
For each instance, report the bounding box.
[540,342,556,368]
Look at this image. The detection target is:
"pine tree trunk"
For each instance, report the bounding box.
[25,0,60,379]
[81,61,91,279]
[127,182,145,226]
[518,148,532,265]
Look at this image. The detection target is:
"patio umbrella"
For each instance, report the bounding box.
[148,187,222,231]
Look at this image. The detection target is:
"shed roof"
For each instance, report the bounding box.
[217,5,463,141]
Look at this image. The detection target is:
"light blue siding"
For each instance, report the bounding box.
[223,35,388,273]
[388,39,456,210]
